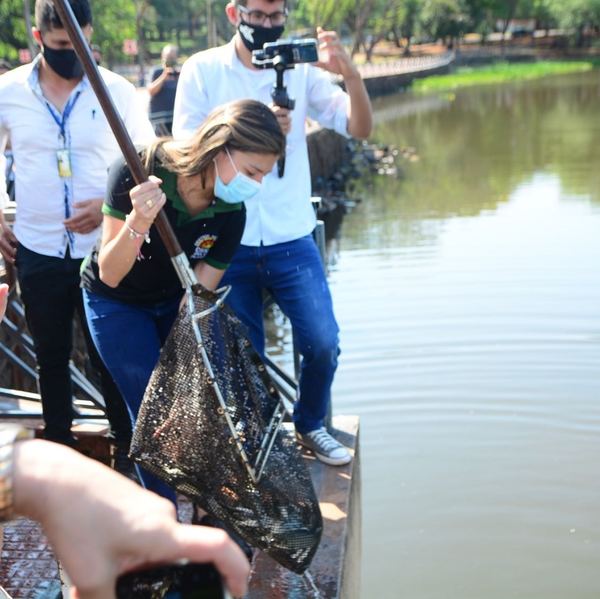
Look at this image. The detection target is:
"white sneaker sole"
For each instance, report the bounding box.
[313,451,352,466]
[296,433,353,466]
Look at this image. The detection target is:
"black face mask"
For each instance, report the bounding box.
[238,22,284,52]
[42,44,84,80]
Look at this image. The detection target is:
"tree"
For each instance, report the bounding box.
[91,0,137,68]
[397,0,422,55]
[360,1,411,62]
[343,0,383,57]
[546,0,600,46]
[0,0,31,62]
[420,0,469,47]
[296,0,353,32]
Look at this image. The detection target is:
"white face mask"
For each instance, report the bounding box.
[213,147,262,204]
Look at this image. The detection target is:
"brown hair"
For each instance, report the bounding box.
[143,99,284,186]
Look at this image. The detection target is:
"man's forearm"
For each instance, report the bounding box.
[344,71,372,140]
[147,72,167,97]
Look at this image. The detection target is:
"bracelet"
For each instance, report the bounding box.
[0,426,33,522]
[125,217,151,244]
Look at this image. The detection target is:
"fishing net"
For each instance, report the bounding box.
[129,284,323,574]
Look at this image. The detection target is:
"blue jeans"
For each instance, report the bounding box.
[221,235,340,434]
[83,289,181,503]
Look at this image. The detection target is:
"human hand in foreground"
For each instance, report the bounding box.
[12,439,250,599]
[315,26,359,81]
[64,198,104,234]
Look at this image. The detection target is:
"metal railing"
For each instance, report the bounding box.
[0,205,106,422]
[149,110,173,137]
[356,50,455,79]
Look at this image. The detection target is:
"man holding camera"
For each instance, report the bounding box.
[148,44,180,135]
[173,0,372,466]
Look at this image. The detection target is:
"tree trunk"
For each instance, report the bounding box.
[350,0,376,58]
[135,4,147,87]
[351,33,362,57]
[22,0,37,60]
[500,0,519,54]
[575,24,585,48]
[188,11,195,39]
[365,37,377,63]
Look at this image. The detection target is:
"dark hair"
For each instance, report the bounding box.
[35,0,93,33]
[144,99,285,187]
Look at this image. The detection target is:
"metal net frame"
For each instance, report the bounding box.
[130,284,323,574]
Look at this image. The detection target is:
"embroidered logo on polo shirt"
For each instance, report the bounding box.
[191,234,217,259]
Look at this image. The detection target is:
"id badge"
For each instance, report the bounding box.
[56,149,72,178]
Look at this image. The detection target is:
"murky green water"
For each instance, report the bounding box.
[330,72,600,598]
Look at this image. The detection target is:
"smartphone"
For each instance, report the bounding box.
[115,562,232,599]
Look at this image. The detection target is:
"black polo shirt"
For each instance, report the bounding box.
[81,159,245,305]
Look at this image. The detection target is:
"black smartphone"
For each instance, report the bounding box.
[115,562,231,599]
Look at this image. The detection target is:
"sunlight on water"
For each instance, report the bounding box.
[329,74,600,599]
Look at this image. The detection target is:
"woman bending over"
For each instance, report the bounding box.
[81,99,284,502]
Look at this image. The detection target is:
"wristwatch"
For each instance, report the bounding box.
[0,426,32,522]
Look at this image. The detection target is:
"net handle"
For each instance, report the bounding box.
[53,0,184,260]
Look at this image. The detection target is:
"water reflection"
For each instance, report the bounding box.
[330,71,600,598]
[343,71,600,253]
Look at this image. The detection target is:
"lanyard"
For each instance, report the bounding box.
[44,90,82,144]
[44,90,82,250]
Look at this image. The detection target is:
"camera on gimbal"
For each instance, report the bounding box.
[252,38,318,70]
[251,39,318,176]
[251,38,318,109]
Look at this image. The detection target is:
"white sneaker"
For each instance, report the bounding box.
[296,427,352,466]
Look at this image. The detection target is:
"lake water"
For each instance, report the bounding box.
[327,72,600,598]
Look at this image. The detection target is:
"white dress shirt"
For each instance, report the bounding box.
[173,40,350,247]
[0,57,154,258]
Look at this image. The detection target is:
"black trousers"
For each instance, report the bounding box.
[15,244,132,444]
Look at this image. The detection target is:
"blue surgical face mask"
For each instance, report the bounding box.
[214,147,262,204]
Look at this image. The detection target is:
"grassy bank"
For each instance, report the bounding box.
[413,60,595,93]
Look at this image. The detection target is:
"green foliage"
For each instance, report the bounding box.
[413,60,594,92]
[296,0,353,31]
[546,0,600,30]
[0,0,31,63]
[420,0,468,41]
[5,0,600,65]
[91,0,137,66]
